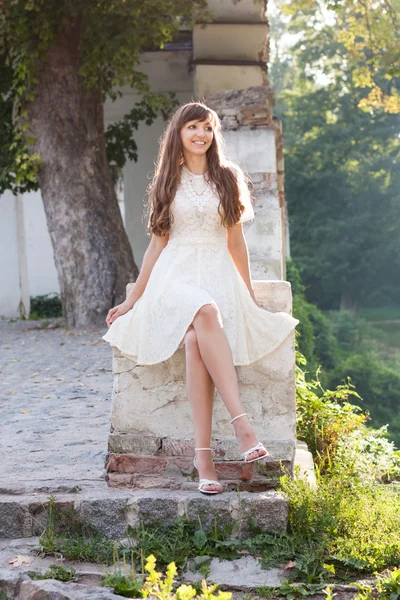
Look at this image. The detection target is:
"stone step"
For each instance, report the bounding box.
[0,486,288,541]
[106,435,295,492]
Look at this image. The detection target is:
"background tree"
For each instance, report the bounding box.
[0,0,207,327]
[278,0,400,113]
[268,9,400,311]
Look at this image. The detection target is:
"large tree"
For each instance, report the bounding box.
[0,1,207,327]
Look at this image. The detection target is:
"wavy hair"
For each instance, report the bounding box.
[148,102,248,236]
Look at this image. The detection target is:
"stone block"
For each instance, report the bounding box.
[108,433,162,455]
[0,569,29,597]
[233,491,289,536]
[107,454,168,475]
[132,491,185,527]
[19,579,121,599]
[0,488,288,541]
[185,495,235,530]
[132,475,177,490]
[106,473,135,488]
[75,495,132,539]
[214,461,254,481]
[183,556,284,589]
[0,502,32,538]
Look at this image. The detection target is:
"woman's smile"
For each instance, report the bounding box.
[181,119,213,156]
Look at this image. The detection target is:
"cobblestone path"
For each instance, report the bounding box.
[0,318,113,494]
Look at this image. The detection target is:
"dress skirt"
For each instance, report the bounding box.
[102,239,299,366]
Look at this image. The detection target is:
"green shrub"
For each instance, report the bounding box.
[296,352,367,471]
[30,293,62,319]
[280,473,400,573]
[287,260,341,376]
[29,563,77,582]
[328,352,400,447]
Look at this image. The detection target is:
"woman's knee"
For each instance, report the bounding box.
[184,326,199,353]
[194,303,222,329]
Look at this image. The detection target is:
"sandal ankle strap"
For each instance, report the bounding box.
[230,413,247,425]
[195,447,211,451]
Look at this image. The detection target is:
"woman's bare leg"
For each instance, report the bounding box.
[192,305,266,461]
[184,327,222,492]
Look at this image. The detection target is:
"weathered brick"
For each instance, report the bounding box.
[133,476,175,490]
[107,454,168,475]
[215,461,254,481]
[171,457,195,475]
[160,438,195,457]
[107,473,135,488]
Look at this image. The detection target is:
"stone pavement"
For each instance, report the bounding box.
[0,317,112,494]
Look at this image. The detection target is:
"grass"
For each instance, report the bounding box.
[29,563,77,582]
[36,353,400,598]
[358,307,400,322]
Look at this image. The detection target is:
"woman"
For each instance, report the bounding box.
[103,102,299,495]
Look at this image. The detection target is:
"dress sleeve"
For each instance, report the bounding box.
[236,167,255,223]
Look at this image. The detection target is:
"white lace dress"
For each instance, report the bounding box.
[102,167,299,365]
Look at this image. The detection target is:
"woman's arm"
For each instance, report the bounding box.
[106,233,169,326]
[226,223,258,304]
[126,233,169,307]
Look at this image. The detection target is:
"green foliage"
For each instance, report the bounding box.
[105,93,179,177]
[102,545,144,597]
[141,554,231,600]
[270,6,400,312]
[29,563,77,582]
[287,260,342,375]
[39,495,115,563]
[0,0,210,193]
[327,352,400,447]
[276,0,400,113]
[123,518,239,570]
[280,473,400,574]
[29,294,62,319]
[296,352,366,472]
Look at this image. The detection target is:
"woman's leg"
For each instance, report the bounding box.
[192,304,266,461]
[184,326,221,492]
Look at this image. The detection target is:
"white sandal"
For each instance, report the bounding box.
[230,413,269,464]
[193,448,223,495]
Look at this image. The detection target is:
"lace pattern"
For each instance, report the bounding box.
[103,167,298,365]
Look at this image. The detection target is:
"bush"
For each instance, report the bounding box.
[287,260,341,375]
[295,352,367,471]
[280,473,400,573]
[30,293,62,319]
[328,352,400,447]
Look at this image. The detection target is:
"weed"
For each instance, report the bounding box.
[39,495,114,564]
[29,563,77,582]
[102,544,143,597]
[141,554,230,600]
[123,517,239,570]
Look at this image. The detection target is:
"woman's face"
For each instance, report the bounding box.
[180,118,214,158]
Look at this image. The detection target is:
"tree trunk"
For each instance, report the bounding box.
[25,20,139,328]
[340,290,359,315]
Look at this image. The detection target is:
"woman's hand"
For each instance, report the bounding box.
[106,300,133,327]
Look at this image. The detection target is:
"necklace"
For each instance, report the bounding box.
[183,167,209,196]
[190,178,208,196]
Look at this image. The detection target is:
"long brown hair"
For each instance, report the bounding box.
[148,102,248,236]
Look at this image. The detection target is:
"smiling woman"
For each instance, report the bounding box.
[180,118,214,158]
[102,102,299,495]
